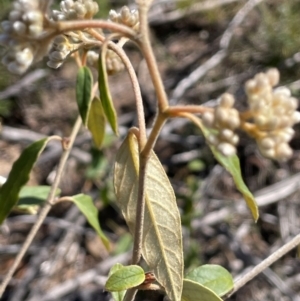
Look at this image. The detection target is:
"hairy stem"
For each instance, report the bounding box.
[137,5,169,113]
[131,153,148,264]
[228,233,300,297]
[0,116,82,298]
[141,112,167,158]
[56,20,137,40]
[167,105,213,116]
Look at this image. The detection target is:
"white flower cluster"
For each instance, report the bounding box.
[47,35,78,69]
[0,0,49,74]
[203,93,240,156]
[246,68,300,161]
[87,49,125,75]
[52,0,99,21]
[109,6,139,29]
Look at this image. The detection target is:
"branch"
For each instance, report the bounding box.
[228,233,300,297]
[0,116,82,298]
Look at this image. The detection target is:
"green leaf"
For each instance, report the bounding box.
[87,96,106,149]
[108,263,126,301]
[70,194,110,250]
[114,131,183,301]
[211,149,258,221]
[105,265,145,292]
[181,279,223,301]
[0,138,49,224]
[15,185,61,214]
[193,118,258,221]
[76,66,93,126]
[18,185,61,206]
[185,265,233,297]
[98,50,118,135]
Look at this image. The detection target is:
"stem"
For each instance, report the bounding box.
[227,233,300,298]
[89,29,146,147]
[167,105,213,116]
[131,154,147,264]
[56,20,137,40]
[0,116,82,298]
[123,288,138,301]
[141,112,168,158]
[137,5,169,113]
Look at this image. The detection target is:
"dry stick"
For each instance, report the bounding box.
[0,116,82,298]
[170,0,264,104]
[228,233,300,298]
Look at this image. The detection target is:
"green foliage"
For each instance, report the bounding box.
[108,263,127,301]
[105,265,145,292]
[98,49,119,135]
[76,66,93,126]
[87,96,106,149]
[0,138,49,224]
[197,121,259,221]
[181,279,223,301]
[16,185,61,213]
[69,194,110,250]
[185,265,234,297]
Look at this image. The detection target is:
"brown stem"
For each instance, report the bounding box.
[137,6,169,113]
[167,105,213,116]
[56,20,137,40]
[0,116,82,298]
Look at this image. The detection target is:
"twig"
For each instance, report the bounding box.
[228,233,300,297]
[170,0,264,104]
[0,116,82,298]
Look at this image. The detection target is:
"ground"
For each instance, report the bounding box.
[1,0,300,300]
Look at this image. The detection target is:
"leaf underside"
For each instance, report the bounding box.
[114,131,183,301]
[87,96,106,149]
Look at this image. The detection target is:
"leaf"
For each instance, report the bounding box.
[194,119,258,221]
[105,265,145,292]
[0,138,49,224]
[87,96,106,149]
[185,265,233,297]
[211,149,258,221]
[98,50,118,135]
[16,185,61,214]
[181,279,223,301]
[18,185,61,206]
[114,131,183,301]
[108,263,127,301]
[76,66,93,126]
[70,194,110,250]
